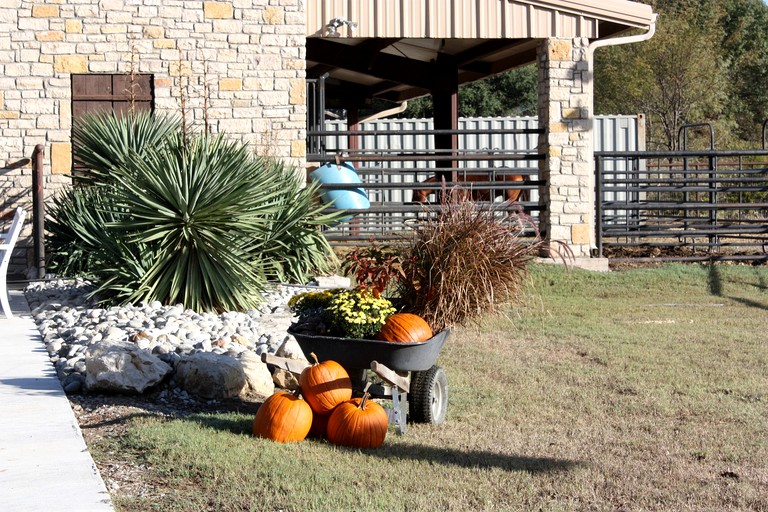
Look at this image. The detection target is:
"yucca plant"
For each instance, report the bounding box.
[256,161,341,283]
[46,185,154,295]
[48,111,342,312]
[71,110,181,182]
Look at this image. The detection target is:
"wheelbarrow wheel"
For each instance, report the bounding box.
[409,365,448,424]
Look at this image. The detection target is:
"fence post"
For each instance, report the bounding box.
[31,144,45,279]
[595,155,603,257]
[709,154,718,252]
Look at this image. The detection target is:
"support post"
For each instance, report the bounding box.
[431,60,459,184]
[32,144,45,280]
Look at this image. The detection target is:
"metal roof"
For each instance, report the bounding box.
[307,0,656,106]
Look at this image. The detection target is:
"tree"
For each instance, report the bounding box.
[398,65,537,119]
[720,0,768,142]
[595,12,728,150]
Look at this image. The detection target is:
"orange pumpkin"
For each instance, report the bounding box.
[253,391,313,443]
[327,392,389,449]
[299,352,353,415]
[378,313,433,343]
[308,410,331,439]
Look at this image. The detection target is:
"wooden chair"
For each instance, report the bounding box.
[1,207,26,319]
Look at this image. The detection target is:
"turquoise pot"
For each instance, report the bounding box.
[309,162,370,222]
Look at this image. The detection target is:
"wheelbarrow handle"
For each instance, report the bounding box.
[370,360,410,393]
[261,353,310,376]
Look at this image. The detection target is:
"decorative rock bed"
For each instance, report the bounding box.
[25,279,321,401]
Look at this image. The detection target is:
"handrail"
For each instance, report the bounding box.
[32,144,45,279]
[308,127,544,137]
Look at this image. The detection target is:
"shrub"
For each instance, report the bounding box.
[341,242,410,297]
[70,110,181,183]
[48,111,342,311]
[289,288,396,339]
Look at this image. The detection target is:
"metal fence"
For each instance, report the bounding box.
[307,126,544,244]
[309,115,642,245]
[596,150,768,262]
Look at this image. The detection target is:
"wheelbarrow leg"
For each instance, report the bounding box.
[371,360,410,436]
[390,388,408,435]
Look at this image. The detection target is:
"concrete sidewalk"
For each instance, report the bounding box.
[0,290,114,511]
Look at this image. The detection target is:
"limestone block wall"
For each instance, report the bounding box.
[537,37,594,258]
[0,0,306,277]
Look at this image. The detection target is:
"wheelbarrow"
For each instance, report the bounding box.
[262,328,450,435]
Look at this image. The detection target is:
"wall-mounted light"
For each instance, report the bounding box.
[326,17,358,37]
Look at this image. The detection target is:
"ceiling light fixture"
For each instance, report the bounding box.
[326,17,358,37]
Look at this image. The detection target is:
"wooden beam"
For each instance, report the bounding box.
[454,39,523,67]
[306,63,337,78]
[307,38,436,90]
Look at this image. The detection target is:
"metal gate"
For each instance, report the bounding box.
[596,149,768,262]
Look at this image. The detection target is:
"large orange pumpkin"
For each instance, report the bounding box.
[378,313,433,343]
[299,353,353,415]
[253,391,313,443]
[327,392,389,448]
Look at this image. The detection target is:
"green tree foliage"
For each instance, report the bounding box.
[595,0,768,149]
[720,0,768,142]
[399,65,537,119]
[595,10,728,149]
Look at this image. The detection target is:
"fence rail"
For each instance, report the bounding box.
[596,150,768,262]
[306,127,544,244]
[307,115,641,246]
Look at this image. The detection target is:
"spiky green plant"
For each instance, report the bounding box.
[71,110,181,182]
[46,186,154,292]
[256,162,340,283]
[47,111,342,312]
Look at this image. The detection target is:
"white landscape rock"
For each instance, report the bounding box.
[25,279,329,400]
[84,340,173,393]
[239,351,276,397]
[175,352,249,399]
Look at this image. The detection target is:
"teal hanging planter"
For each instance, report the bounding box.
[309,162,370,222]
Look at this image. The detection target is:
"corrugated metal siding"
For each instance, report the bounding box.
[307,0,600,38]
[321,114,640,204]
[323,116,639,156]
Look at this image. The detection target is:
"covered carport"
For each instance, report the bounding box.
[305,0,657,259]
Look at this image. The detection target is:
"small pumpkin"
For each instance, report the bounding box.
[378,313,433,343]
[327,391,389,449]
[299,352,353,415]
[252,391,313,443]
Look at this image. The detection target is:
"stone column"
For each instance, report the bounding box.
[537,37,594,259]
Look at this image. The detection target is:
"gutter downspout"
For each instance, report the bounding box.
[587,13,658,255]
[358,101,408,124]
[587,14,658,60]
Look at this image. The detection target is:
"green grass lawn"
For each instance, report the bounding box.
[96,263,768,512]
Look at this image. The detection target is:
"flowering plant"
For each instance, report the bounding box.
[289,287,395,339]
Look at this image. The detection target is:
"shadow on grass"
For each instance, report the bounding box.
[707,264,768,310]
[184,413,579,474]
[368,442,580,473]
[184,412,254,436]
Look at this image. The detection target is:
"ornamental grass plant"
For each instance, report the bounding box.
[394,192,566,330]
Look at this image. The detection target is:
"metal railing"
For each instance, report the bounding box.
[307,127,544,245]
[596,149,768,262]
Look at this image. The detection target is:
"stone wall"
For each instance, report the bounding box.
[537,37,594,258]
[0,0,306,277]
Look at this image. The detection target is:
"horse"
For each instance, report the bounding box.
[411,172,530,204]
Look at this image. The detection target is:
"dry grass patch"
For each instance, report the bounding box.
[87,263,767,511]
